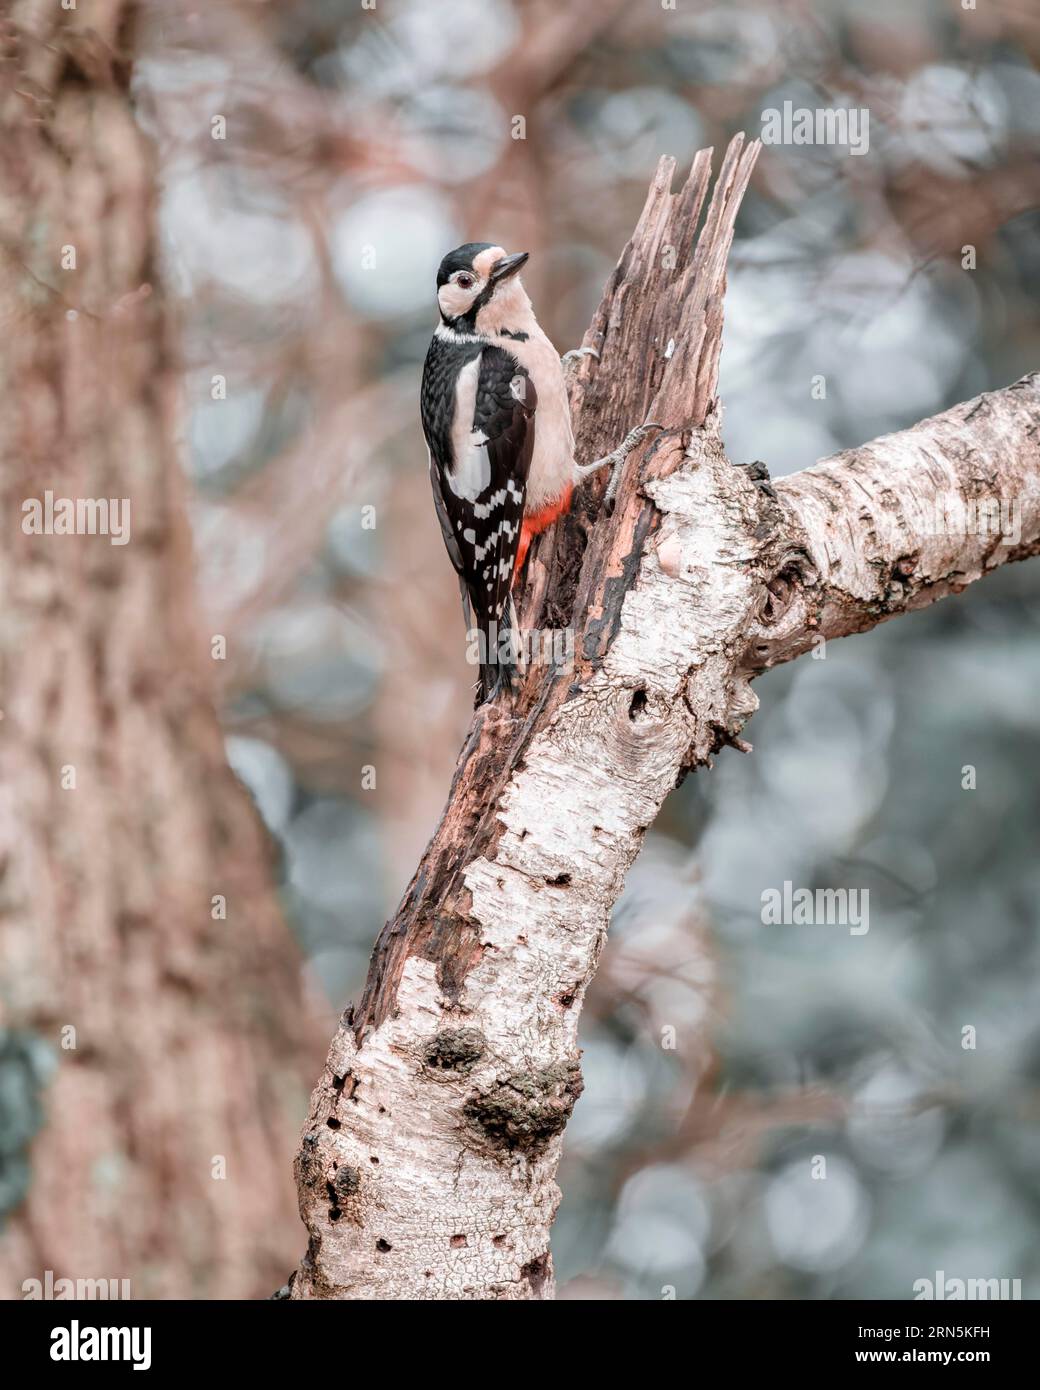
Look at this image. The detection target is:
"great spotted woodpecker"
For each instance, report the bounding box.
[420,242,658,701]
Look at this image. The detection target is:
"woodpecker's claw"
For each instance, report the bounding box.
[578,421,663,514]
[561,346,600,367]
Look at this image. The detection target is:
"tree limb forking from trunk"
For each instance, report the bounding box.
[290,136,1040,1300]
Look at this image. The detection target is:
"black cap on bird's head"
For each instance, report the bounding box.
[435,243,530,329]
[436,242,529,287]
[436,242,492,287]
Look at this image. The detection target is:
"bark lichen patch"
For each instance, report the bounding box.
[295,1131,327,1192]
[333,1164,361,1198]
[422,1026,487,1074]
[463,1060,584,1155]
[326,1164,363,1227]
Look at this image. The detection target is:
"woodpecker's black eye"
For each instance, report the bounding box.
[456,273,474,289]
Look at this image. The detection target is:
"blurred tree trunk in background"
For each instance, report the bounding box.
[0,1,325,1298]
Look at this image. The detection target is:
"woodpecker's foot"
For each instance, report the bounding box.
[735,458,778,500]
[578,421,663,514]
[561,345,600,367]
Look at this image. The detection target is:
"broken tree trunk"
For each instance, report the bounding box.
[291,136,1040,1300]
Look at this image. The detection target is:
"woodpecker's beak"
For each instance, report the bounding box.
[490,251,529,283]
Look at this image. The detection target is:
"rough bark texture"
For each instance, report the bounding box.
[0,1,325,1299]
[291,135,1040,1300]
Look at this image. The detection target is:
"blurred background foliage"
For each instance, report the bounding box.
[140,0,1040,1297]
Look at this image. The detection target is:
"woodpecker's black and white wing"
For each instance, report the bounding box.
[421,337,536,699]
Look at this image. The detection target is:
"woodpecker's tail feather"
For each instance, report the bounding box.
[475,600,521,705]
[477,659,509,705]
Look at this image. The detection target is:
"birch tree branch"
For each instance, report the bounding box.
[290,136,1040,1300]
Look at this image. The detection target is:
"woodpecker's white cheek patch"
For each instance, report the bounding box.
[438,280,482,321]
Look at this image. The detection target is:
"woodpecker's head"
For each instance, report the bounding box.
[435,242,531,336]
